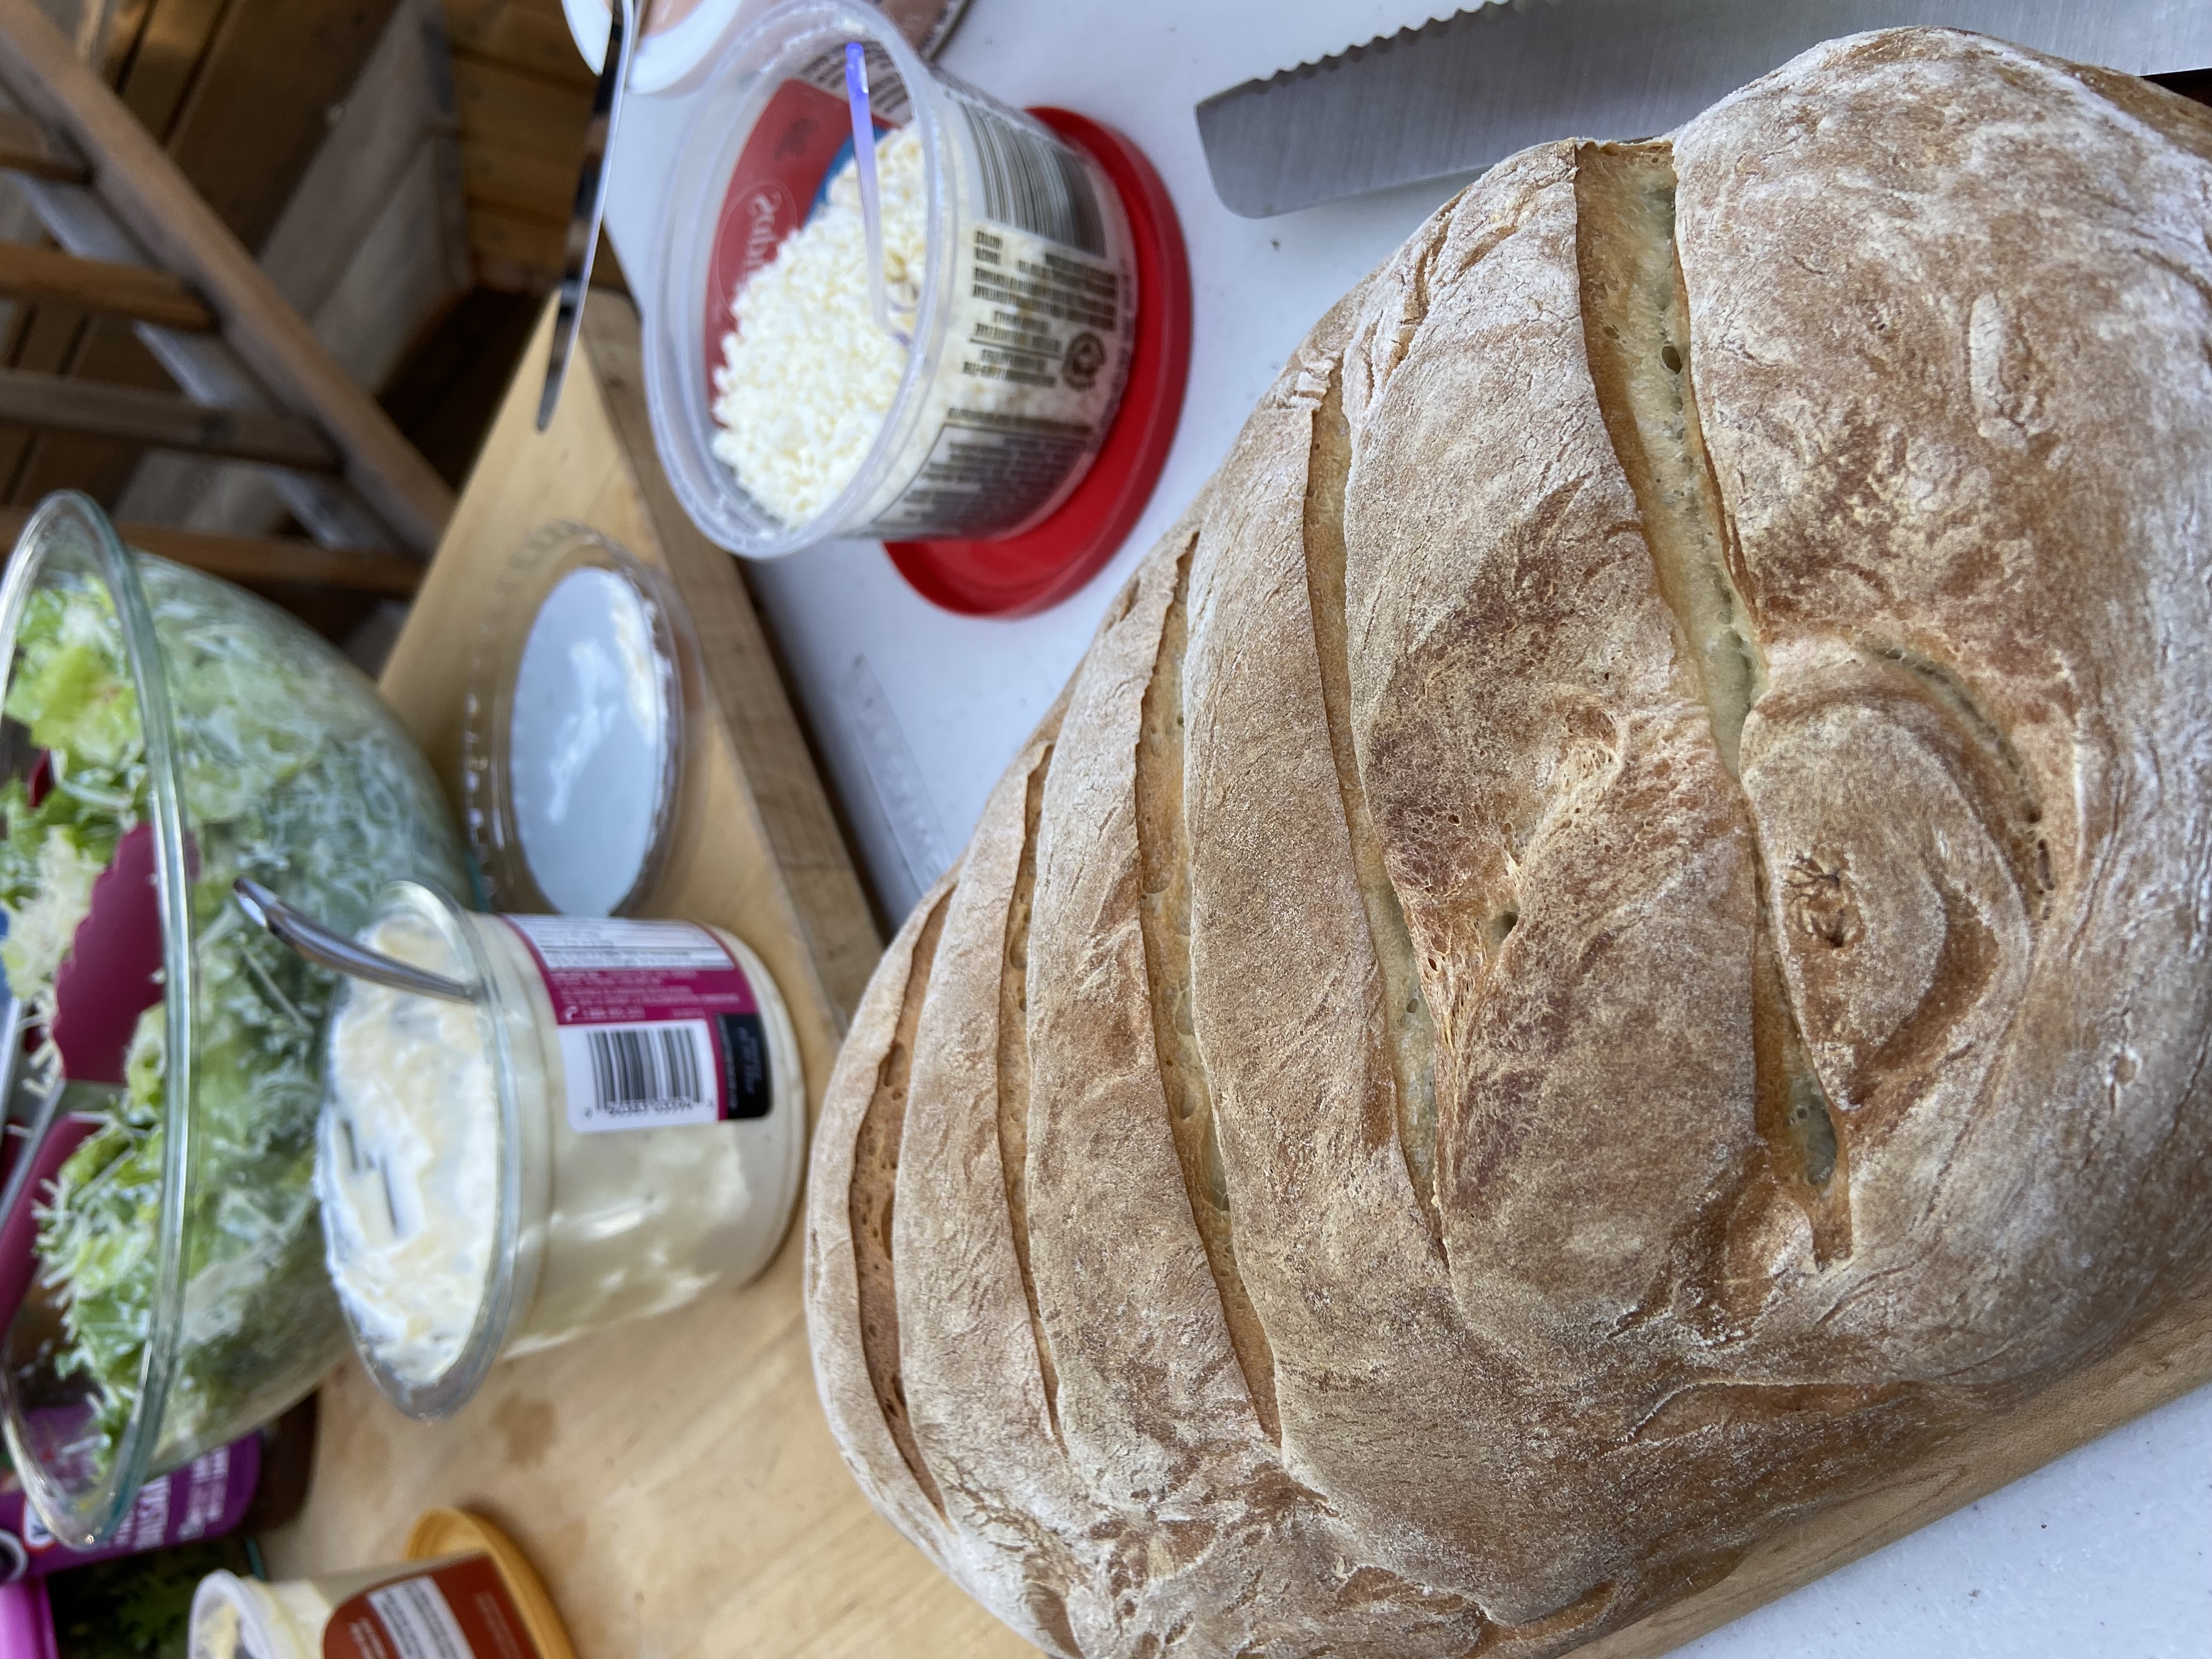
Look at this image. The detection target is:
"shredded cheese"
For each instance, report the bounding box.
[1,828,102,1001]
[711,128,927,526]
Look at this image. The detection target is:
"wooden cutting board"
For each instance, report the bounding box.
[1584,1278,2212,1657]
[263,293,2212,1657]
[259,294,1034,1659]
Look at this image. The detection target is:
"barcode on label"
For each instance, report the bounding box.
[563,1020,721,1132]
[957,100,1105,257]
[365,1578,471,1659]
[590,1025,704,1110]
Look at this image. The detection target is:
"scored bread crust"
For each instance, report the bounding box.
[803,29,2212,1657]
[804,867,961,1574]
[1675,29,2212,1389]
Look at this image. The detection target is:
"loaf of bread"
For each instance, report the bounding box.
[805,29,2212,1656]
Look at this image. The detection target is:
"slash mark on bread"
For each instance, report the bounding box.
[850,893,952,1515]
[1302,364,1444,1242]
[1136,536,1282,1442]
[1572,142,1762,769]
[997,743,1063,1443]
[1576,140,1853,1260]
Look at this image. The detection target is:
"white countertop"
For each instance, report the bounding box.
[598,3,2212,1652]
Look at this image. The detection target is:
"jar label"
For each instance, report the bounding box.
[323,1553,540,1659]
[499,916,774,1133]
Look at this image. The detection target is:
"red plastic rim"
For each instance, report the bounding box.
[884,107,1193,619]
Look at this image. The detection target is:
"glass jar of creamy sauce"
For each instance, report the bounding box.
[315,881,804,1419]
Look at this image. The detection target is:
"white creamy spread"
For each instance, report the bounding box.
[319,894,799,1392]
[193,1595,246,1659]
[190,1573,338,1659]
[321,912,500,1387]
[712,127,927,524]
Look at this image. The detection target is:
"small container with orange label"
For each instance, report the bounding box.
[189,1511,573,1659]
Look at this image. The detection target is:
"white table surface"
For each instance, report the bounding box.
[596,4,2212,1652]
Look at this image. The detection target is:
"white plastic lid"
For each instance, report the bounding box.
[464,524,695,918]
[561,0,768,95]
[510,568,668,916]
[561,0,972,93]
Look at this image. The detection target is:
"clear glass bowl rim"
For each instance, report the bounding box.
[0,491,201,1547]
[315,878,528,1424]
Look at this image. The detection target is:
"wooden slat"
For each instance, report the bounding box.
[466,201,566,291]
[0,0,456,555]
[88,0,154,83]
[0,109,87,182]
[461,138,577,224]
[0,366,336,469]
[444,1,592,87]
[0,241,211,330]
[166,0,405,255]
[117,0,230,138]
[452,50,590,153]
[0,507,420,595]
[0,0,228,509]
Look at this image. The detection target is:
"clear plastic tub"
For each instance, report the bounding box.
[648,0,1138,556]
[315,882,804,1420]
[0,495,466,1546]
[462,523,696,918]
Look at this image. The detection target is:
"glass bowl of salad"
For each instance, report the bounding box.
[0,494,467,1546]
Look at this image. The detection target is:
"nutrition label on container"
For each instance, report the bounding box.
[701,57,1137,543]
[324,1556,539,1659]
[500,916,774,1134]
[869,89,1134,537]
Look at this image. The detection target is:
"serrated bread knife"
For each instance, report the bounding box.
[1197,0,2212,217]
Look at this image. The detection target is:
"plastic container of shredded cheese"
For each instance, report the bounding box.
[313,882,804,1420]
[647,0,1138,558]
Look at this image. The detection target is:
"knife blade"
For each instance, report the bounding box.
[538,0,637,432]
[1197,0,2212,218]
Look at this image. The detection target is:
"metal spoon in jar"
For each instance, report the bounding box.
[232,878,471,1003]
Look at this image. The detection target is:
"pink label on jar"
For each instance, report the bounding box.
[498,916,773,1133]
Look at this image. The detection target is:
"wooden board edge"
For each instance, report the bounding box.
[1570,1277,2212,1657]
[577,295,883,1032]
